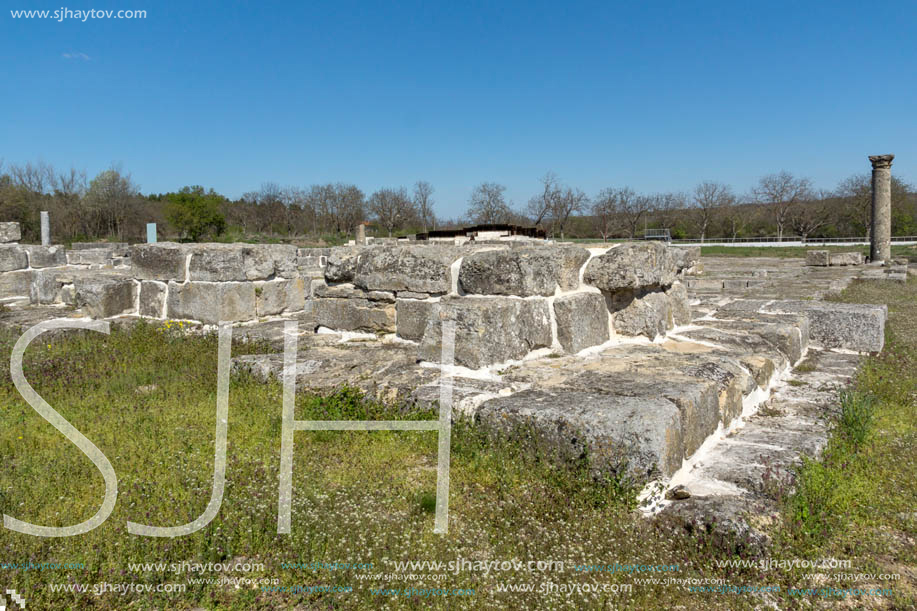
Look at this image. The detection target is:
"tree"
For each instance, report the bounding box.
[84,166,140,240]
[692,181,735,242]
[787,190,832,243]
[591,190,617,242]
[413,181,435,233]
[467,182,513,224]
[752,171,812,241]
[165,186,227,241]
[526,172,560,227]
[549,187,588,240]
[369,187,415,236]
[649,192,687,234]
[609,187,648,238]
[835,173,911,240]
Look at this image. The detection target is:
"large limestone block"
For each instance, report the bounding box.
[23,245,66,268]
[167,281,257,323]
[458,245,589,296]
[0,222,21,243]
[611,290,672,338]
[805,250,829,266]
[829,252,864,266]
[66,249,112,266]
[418,297,552,369]
[351,245,461,294]
[671,246,701,273]
[762,300,886,353]
[30,268,73,304]
[553,292,609,353]
[0,270,32,297]
[132,243,188,281]
[396,299,440,342]
[583,242,678,292]
[313,297,395,333]
[71,242,129,256]
[73,276,136,318]
[0,245,28,272]
[666,282,692,326]
[477,389,684,481]
[139,281,167,318]
[324,246,365,283]
[188,244,275,281]
[255,278,306,316]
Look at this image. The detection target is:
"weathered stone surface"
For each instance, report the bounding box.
[458,246,589,296]
[418,297,552,369]
[0,245,28,272]
[324,247,364,283]
[583,242,677,292]
[396,299,440,341]
[262,244,299,278]
[255,278,306,316]
[665,282,692,326]
[671,246,700,273]
[139,281,166,318]
[188,244,275,281]
[132,243,188,281]
[553,292,609,353]
[761,300,886,353]
[167,281,256,323]
[23,245,66,268]
[611,290,671,338]
[477,389,684,481]
[71,242,130,256]
[30,268,73,304]
[66,249,112,266]
[829,251,864,266]
[0,270,31,297]
[805,250,829,266]
[0,222,21,243]
[313,297,395,333]
[73,276,135,318]
[707,311,810,365]
[351,245,461,294]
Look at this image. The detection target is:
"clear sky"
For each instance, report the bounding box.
[3,1,916,218]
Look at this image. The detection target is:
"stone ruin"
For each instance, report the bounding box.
[0,219,900,548]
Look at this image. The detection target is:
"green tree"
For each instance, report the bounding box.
[165,186,227,241]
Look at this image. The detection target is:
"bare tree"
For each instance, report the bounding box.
[467,182,513,224]
[83,166,140,240]
[717,199,749,242]
[650,192,687,234]
[752,171,812,241]
[591,189,617,243]
[369,187,415,236]
[550,187,588,240]
[526,172,559,227]
[615,187,648,238]
[692,181,735,243]
[787,190,833,243]
[413,181,435,233]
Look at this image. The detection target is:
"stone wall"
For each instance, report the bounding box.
[314,241,700,369]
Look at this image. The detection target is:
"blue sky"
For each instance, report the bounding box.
[3,1,916,218]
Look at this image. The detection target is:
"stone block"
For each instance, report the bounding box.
[131,243,188,281]
[0,222,21,243]
[671,245,701,273]
[313,297,395,333]
[255,278,307,316]
[0,245,28,272]
[458,245,589,296]
[23,245,67,268]
[0,270,32,297]
[666,282,692,326]
[351,245,461,294]
[188,244,274,281]
[167,281,257,323]
[805,250,829,266]
[477,389,684,481]
[73,276,136,318]
[722,278,749,290]
[71,242,130,256]
[762,300,886,353]
[66,249,112,266]
[553,292,609,353]
[324,247,364,283]
[396,299,440,341]
[829,252,864,266]
[611,290,672,338]
[30,268,72,304]
[583,242,678,292]
[418,297,552,369]
[139,281,167,318]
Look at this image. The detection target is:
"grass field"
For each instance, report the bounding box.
[699,244,916,260]
[0,279,914,609]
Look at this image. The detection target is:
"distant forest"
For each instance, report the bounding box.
[2,160,915,245]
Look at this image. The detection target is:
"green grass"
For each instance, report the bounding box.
[1,277,915,609]
[699,243,916,259]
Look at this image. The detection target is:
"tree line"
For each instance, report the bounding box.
[1,159,914,244]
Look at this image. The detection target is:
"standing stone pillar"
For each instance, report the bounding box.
[355,223,366,245]
[146,223,158,243]
[869,154,894,264]
[40,211,50,246]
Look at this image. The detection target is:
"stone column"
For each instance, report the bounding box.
[355,223,366,245]
[40,211,50,246]
[869,154,894,264]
